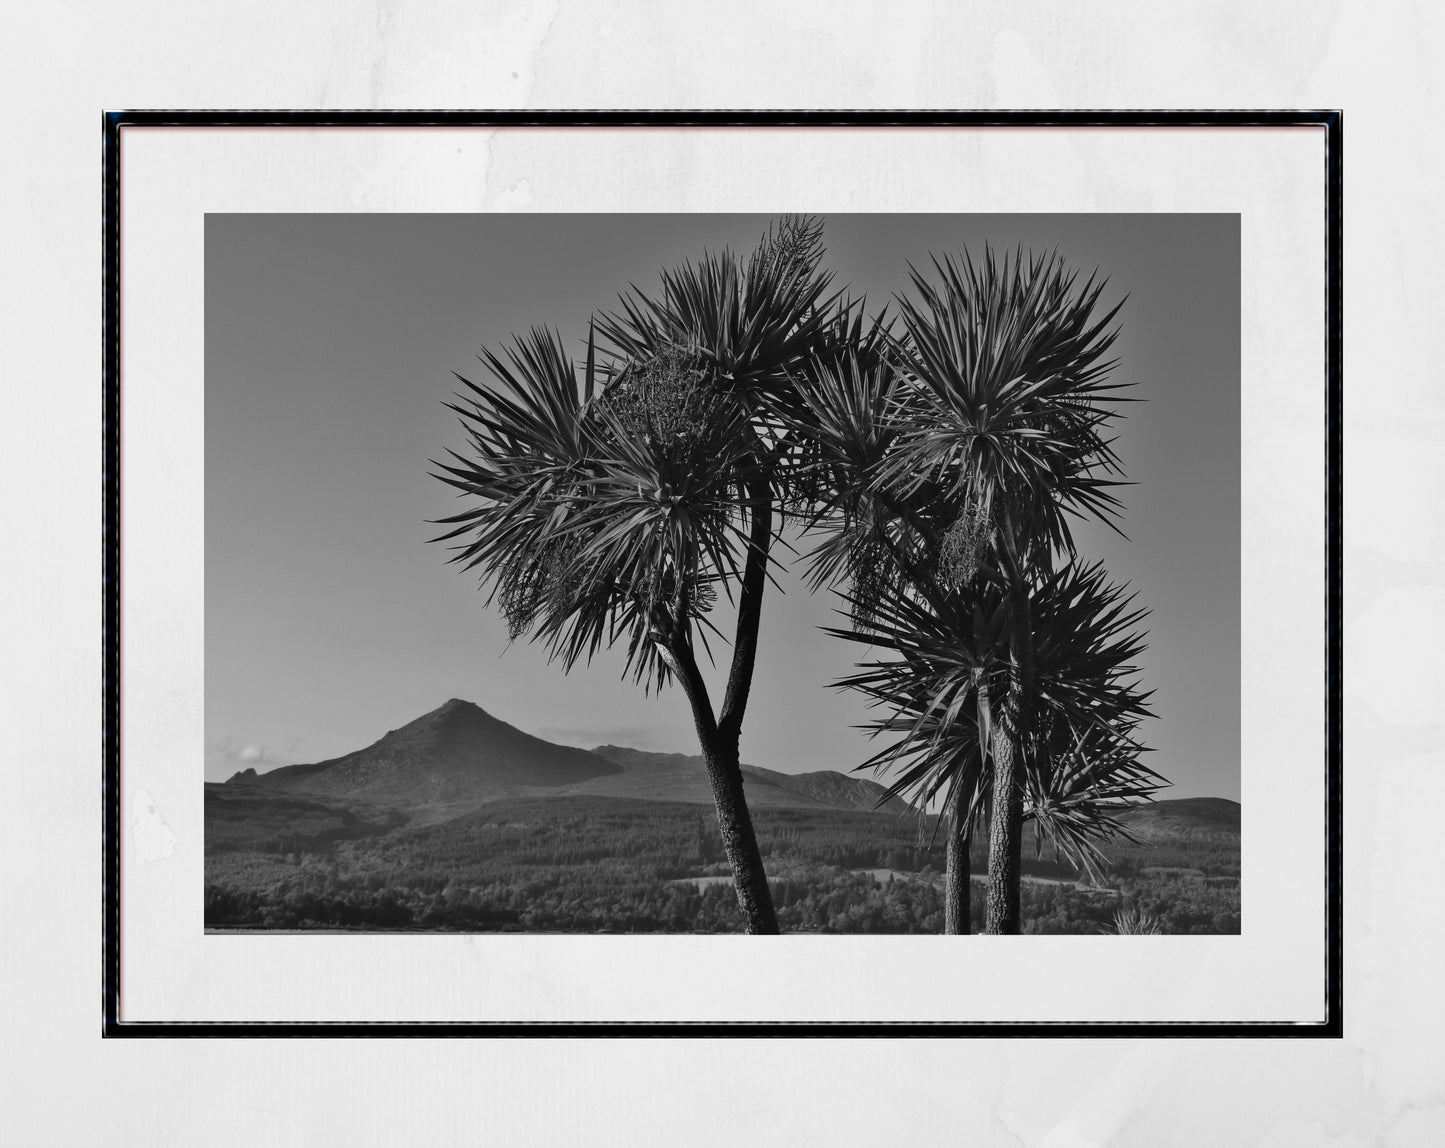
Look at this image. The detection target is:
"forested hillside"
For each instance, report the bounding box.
[205,789,1240,934]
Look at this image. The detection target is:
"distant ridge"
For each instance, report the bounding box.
[582,745,913,815]
[745,763,913,816]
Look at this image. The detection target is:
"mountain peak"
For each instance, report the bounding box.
[402,698,497,733]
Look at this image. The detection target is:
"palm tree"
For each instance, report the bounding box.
[431,217,844,934]
[881,247,1135,934]
[783,246,1140,933]
[829,559,1159,933]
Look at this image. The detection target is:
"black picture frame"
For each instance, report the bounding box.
[102,108,1342,1037]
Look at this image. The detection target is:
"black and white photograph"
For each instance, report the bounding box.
[203,211,1241,938]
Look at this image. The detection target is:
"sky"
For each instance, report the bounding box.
[205,212,1240,800]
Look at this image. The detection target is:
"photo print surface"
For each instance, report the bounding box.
[205,212,1241,938]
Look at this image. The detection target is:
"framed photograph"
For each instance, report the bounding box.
[104,110,1340,1034]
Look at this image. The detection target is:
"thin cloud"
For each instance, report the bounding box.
[214,736,293,767]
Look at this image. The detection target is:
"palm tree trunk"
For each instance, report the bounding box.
[985,585,1034,935]
[698,471,780,934]
[984,728,1024,933]
[656,488,780,936]
[699,734,778,934]
[943,776,972,934]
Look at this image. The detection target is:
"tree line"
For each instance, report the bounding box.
[205,797,1237,934]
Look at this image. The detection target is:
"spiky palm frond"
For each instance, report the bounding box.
[1011,565,1159,880]
[827,560,1157,870]
[593,234,842,420]
[431,323,763,691]
[1024,717,1164,882]
[1024,559,1154,737]
[826,568,1012,814]
[778,349,965,625]
[770,305,895,513]
[786,354,908,605]
[884,246,1134,568]
[434,219,853,696]
[430,324,601,602]
[1103,907,1165,935]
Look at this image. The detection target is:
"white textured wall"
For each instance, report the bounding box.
[2,2,1440,1144]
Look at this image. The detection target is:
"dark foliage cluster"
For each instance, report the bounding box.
[937,501,991,588]
[496,532,589,641]
[595,344,719,448]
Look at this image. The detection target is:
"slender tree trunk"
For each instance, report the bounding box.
[699,733,779,934]
[663,655,778,934]
[984,728,1024,933]
[985,586,1034,935]
[943,775,972,934]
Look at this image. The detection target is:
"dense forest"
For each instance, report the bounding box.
[205,792,1240,935]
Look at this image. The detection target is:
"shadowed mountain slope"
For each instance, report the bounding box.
[226,698,622,803]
